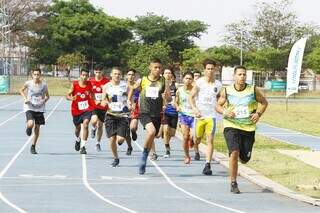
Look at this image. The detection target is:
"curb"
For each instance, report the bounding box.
[175,132,320,206]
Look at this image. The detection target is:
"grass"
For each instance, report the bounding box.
[9,76,71,96]
[211,128,320,199]
[260,102,320,136]
[263,90,320,98]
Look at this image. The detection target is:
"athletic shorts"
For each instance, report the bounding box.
[25,110,45,125]
[194,117,216,138]
[140,113,161,135]
[131,104,140,119]
[179,114,194,128]
[223,127,255,163]
[105,114,129,138]
[163,113,178,129]
[92,109,106,122]
[73,111,92,126]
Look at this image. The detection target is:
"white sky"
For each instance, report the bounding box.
[89,0,320,49]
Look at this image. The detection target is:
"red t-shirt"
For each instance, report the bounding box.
[89,77,110,110]
[71,81,94,116]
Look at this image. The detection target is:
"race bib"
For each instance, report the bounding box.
[78,100,89,110]
[95,93,103,101]
[234,106,250,119]
[109,102,124,111]
[31,96,42,106]
[146,87,159,98]
[199,95,213,105]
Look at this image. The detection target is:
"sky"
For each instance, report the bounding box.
[89,0,320,49]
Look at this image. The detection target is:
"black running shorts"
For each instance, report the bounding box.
[92,109,106,122]
[25,110,45,125]
[105,114,129,138]
[139,113,161,135]
[73,111,92,126]
[223,127,255,163]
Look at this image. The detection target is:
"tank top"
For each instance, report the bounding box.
[165,81,178,115]
[89,77,109,110]
[71,81,94,116]
[223,84,258,131]
[177,86,193,116]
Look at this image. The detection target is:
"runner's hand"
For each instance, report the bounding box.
[193,108,201,118]
[250,112,260,123]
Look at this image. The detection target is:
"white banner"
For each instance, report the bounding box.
[286,38,307,98]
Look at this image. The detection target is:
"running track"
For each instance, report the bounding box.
[0,95,319,213]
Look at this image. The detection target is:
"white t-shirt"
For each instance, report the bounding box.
[102,80,128,114]
[195,77,222,118]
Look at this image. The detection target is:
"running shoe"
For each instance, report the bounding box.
[202,163,212,175]
[80,146,87,154]
[231,181,240,194]
[26,127,32,136]
[111,158,120,167]
[75,140,81,151]
[150,153,158,161]
[30,144,37,154]
[194,152,200,161]
[126,146,133,155]
[163,150,170,158]
[90,128,96,139]
[95,143,101,152]
[139,152,148,174]
[184,156,191,164]
[131,130,137,141]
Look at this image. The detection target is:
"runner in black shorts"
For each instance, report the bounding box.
[20,68,49,154]
[216,65,268,194]
[128,58,171,175]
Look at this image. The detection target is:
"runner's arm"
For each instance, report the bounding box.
[19,83,28,103]
[100,85,109,107]
[215,88,235,118]
[174,89,180,112]
[189,85,201,117]
[250,87,268,123]
[44,85,50,103]
[127,79,141,107]
[66,84,75,101]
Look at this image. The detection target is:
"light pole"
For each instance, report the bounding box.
[240,30,243,65]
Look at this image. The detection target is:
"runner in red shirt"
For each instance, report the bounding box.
[66,68,94,154]
[89,65,110,152]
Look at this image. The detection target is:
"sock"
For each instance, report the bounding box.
[206,161,210,164]
[81,140,87,148]
[165,144,170,151]
[143,148,149,154]
[96,140,100,145]
[92,126,97,130]
[75,136,81,142]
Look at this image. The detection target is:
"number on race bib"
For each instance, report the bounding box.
[199,95,213,105]
[146,87,159,98]
[78,100,89,110]
[234,106,250,119]
[31,96,42,106]
[95,93,103,101]
[109,102,124,111]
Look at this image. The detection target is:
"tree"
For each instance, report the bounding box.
[133,13,208,62]
[180,47,207,72]
[27,0,132,66]
[128,41,171,76]
[245,47,289,72]
[305,38,320,74]
[224,0,317,50]
[206,45,241,67]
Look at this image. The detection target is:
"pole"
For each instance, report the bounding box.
[240,30,243,65]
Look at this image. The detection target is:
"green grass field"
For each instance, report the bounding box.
[9,76,71,96]
[260,102,320,136]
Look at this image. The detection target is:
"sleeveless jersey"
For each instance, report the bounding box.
[223,84,258,131]
[71,81,94,116]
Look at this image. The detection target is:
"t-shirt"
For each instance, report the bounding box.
[139,76,165,117]
[103,80,129,117]
[23,80,48,113]
[71,81,94,116]
[89,77,109,110]
[195,77,222,118]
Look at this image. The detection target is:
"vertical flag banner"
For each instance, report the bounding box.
[286,37,307,98]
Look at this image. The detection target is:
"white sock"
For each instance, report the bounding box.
[92,126,97,130]
[81,140,87,148]
[75,136,81,142]
[96,140,100,145]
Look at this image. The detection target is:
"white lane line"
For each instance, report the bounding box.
[0,111,24,127]
[81,155,137,213]
[0,192,27,213]
[0,99,21,109]
[133,141,245,213]
[0,97,63,213]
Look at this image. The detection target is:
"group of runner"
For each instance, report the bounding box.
[20,58,268,194]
